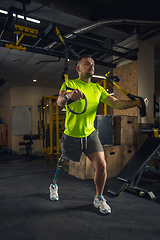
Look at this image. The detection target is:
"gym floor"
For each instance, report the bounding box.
[0,153,160,240]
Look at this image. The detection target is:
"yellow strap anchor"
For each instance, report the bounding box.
[105,71,129,95]
[54,27,65,44]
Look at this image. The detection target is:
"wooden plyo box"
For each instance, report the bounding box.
[68,144,137,180]
[69,152,94,180]
[104,144,137,178]
[113,115,138,145]
[104,145,121,179]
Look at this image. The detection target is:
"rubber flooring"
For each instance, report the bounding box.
[0,154,160,240]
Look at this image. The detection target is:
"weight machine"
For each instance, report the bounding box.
[19,134,40,159]
[107,97,160,199]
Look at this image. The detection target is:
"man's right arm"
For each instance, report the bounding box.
[57,89,83,107]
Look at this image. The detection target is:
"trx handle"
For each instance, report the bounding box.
[105,73,146,117]
[127,93,146,117]
[65,86,87,115]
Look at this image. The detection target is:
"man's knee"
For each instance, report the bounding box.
[88,151,106,171]
[93,155,106,172]
[97,159,106,173]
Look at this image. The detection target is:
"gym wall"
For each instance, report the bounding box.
[0,86,59,153]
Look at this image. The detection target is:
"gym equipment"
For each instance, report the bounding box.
[141,127,160,138]
[96,78,109,115]
[56,29,87,115]
[105,72,146,117]
[6,24,38,51]
[64,86,87,115]
[62,48,87,114]
[107,133,160,199]
[40,96,60,155]
[19,134,40,158]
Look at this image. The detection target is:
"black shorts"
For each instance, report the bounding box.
[61,130,104,162]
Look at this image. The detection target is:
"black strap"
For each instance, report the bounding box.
[127,93,146,117]
[65,86,87,115]
[105,73,146,118]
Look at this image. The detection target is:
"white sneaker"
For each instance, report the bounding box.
[49,183,59,201]
[93,196,111,214]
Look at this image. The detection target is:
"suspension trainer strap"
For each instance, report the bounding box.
[113,82,146,117]
[63,46,69,87]
[54,26,87,115]
[63,49,87,114]
[105,73,146,117]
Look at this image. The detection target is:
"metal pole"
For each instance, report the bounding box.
[103,79,107,115]
[44,97,47,151]
[49,96,53,155]
[55,97,60,154]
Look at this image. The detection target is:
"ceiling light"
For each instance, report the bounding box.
[92,75,106,79]
[13,14,40,24]
[33,79,37,82]
[0,9,8,15]
[0,9,40,24]
[13,58,21,62]
[92,75,114,95]
[26,17,40,24]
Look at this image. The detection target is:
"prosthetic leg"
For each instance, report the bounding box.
[49,154,64,201]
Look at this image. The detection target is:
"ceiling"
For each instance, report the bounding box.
[0,0,160,96]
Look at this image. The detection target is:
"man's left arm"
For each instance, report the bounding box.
[102,94,148,110]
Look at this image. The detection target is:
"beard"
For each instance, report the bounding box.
[86,72,93,78]
[86,69,94,77]
[79,67,94,80]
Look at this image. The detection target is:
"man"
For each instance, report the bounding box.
[49,55,148,214]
